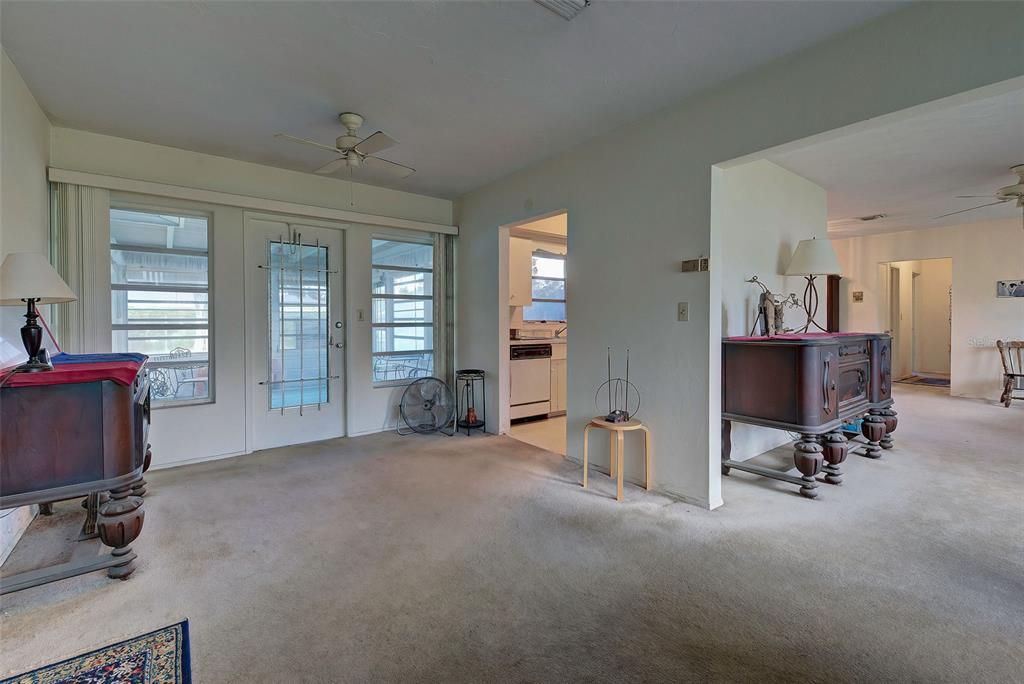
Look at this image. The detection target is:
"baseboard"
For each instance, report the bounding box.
[347,424,397,438]
[564,455,716,510]
[150,449,250,471]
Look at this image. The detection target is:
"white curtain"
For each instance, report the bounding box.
[48,182,110,353]
[433,233,455,387]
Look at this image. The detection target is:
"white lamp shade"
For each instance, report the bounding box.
[785,237,842,276]
[0,252,78,305]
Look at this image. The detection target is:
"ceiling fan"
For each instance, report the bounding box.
[275,112,415,179]
[934,164,1024,225]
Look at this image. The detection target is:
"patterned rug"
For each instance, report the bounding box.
[1,621,190,684]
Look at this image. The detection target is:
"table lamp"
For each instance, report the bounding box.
[0,252,78,372]
[784,237,841,333]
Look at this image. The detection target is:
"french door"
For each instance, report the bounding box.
[245,216,345,450]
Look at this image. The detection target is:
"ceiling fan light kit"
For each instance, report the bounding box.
[275,111,415,180]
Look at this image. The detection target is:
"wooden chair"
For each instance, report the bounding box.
[997,340,1024,408]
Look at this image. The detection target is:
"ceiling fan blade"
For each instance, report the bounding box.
[954,195,996,199]
[933,200,1009,220]
[363,155,415,179]
[314,158,348,175]
[274,133,341,155]
[354,131,397,156]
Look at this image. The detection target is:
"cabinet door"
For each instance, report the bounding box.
[550,358,567,413]
[509,238,533,306]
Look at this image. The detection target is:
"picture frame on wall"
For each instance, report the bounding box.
[996,280,1024,298]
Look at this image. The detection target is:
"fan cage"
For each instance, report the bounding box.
[398,377,455,435]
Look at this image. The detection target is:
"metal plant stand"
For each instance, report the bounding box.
[455,369,486,436]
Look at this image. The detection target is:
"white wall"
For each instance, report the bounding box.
[834,219,1023,400]
[44,130,452,467]
[0,47,51,562]
[455,4,1024,508]
[0,48,50,352]
[50,128,452,226]
[713,160,828,461]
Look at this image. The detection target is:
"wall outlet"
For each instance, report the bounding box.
[677,301,689,321]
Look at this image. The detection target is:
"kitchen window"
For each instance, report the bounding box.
[371,238,434,384]
[523,250,566,322]
[110,207,212,406]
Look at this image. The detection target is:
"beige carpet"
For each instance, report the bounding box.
[1,386,1022,682]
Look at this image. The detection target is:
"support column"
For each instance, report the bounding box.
[97,485,145,579]
[860,414,886,459]
[794,434,824,499]
[821,431,849,485]
[878,409,898,450]
[131,445,153,498]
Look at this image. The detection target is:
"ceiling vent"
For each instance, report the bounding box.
[534,0,590,21]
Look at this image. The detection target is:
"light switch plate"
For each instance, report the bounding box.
[677,302,689,321]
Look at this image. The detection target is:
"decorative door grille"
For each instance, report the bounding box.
[260,229,337,414]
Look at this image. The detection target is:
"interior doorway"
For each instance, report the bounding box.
[881,257,953,388]
[498,211,568,456]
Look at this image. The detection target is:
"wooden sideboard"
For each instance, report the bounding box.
[0,357,151,594]
[721,333,897,499]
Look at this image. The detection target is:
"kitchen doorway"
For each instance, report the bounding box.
[499,212,568,456]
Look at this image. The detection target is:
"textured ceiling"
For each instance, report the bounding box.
[1,0,902,199]
[768,87,1024,237]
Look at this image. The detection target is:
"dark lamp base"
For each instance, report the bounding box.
[13,357,54,373]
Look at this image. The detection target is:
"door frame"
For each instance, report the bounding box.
[243,211,349,453]
[496,209,568,435]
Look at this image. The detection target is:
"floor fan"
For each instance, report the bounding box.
[397,377,456,436]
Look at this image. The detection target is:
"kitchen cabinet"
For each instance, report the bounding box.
[549,358,567,415]
[509,237,533,306]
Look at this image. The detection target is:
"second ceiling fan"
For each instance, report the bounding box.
[276,112,415,179]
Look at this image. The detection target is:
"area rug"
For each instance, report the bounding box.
[895,375,950,387]
[1,621,190,684]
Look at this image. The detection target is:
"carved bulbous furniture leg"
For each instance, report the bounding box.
[860,414,886,459]
[878,409,898,450]
[820,431,849,485]
[131,445,153,498]
[97,485,145,579]
[794,434,824,499]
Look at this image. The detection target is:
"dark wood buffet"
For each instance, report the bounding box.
[722,333,897,499]
[0,353,151,594]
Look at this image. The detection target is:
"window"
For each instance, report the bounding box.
[267,241,329,409]
[110,208,211,405]
[371,239,434,384]
[523,250,566,321]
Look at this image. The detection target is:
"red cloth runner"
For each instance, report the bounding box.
[1,359,144,388]
[725,332,878,342]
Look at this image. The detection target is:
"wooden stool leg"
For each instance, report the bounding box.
[582,424,591,489]
[609,432,616,479]
[616,431,625,502]
[642,426,652,491]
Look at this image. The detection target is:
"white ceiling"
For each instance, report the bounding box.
[1,1,902,199]
[768,87,1024,237]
